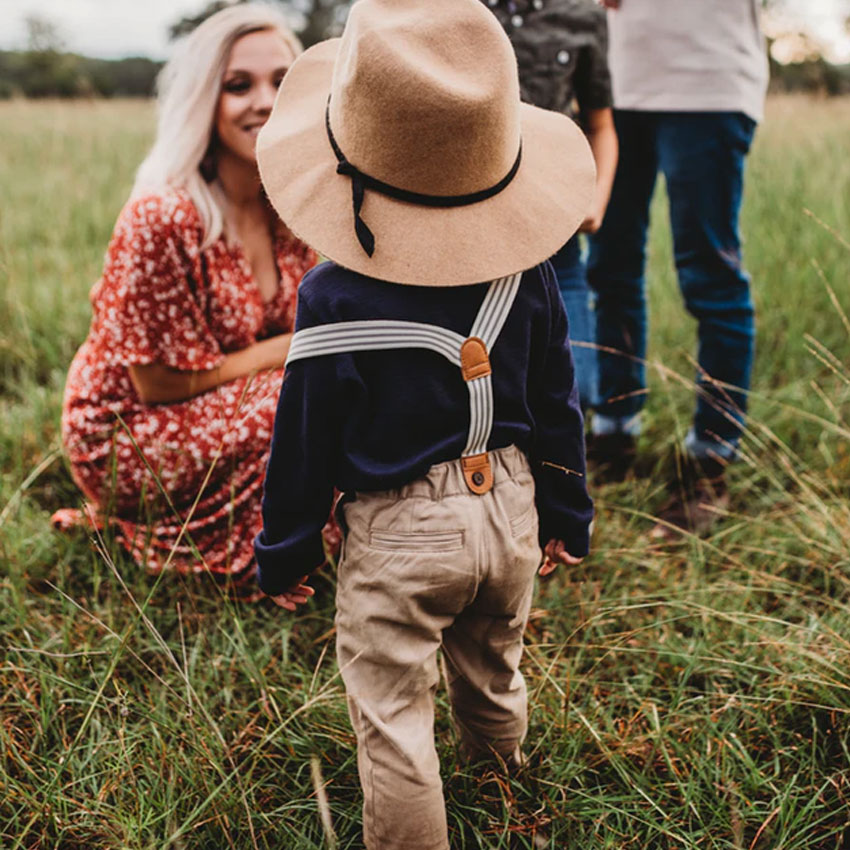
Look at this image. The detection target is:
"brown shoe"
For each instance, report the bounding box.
[651,456,730,540]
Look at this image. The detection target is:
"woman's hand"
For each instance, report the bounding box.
[128,332,293,404]
[539,538,584,576]
[267,576,315,611]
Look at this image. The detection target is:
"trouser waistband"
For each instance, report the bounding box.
[386,445,530,502]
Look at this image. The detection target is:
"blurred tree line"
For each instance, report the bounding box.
[769,55,850,95]
[764,0,850,94]
[1,0,848,99]
[0,51,163,99]
[169,0,350,48]
[0,1,351,99]
[0,16,162,99]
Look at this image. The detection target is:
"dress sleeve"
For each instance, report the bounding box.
[529,262,594,557]
[92,195,225,372]
[254,290,340,594]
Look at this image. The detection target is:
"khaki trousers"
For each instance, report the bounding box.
[336,445,542,850]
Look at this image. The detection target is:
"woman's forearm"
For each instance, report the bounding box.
[129,333,292,404]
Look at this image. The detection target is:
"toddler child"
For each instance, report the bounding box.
[254,1,596,847]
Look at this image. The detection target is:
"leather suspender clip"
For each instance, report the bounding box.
[460,337,494,494]
[461,452,493,495]
[460,337,491,381]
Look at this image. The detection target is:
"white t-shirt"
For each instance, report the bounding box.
[607,0,769,121]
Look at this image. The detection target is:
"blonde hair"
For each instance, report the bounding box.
[132,3,302,248]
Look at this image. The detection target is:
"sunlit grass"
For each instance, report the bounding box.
[1,96,849,848]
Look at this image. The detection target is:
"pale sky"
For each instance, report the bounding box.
[1,0,849,63]
[0,0,241,59]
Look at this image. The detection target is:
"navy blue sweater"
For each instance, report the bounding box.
[255,260,593,595]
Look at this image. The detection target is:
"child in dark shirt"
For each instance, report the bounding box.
[254,1,596,847]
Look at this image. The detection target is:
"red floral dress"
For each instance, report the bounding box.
[60,190,320,579]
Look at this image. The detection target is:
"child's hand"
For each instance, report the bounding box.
[267,576,315,611]
[540,539,584,577]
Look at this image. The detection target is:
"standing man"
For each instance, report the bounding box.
[587,0,768,534]
[483,0,619,411]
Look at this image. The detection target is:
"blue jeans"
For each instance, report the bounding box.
[587,110,757,460]
[550,235,598,411]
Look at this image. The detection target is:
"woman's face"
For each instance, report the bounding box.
[215,29,295,165]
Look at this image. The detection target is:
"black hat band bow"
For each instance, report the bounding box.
[325,100,523,258]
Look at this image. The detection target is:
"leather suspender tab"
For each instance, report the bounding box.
[461,452,493,495]
[460,337,491,382]
[461,338,493,494]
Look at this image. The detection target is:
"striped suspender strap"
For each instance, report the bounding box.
[286,320,466,366]
[285,273,522,494]
[458,274,522,492]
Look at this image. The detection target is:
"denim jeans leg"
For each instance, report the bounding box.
[657,112,757,458]
[587,110,659,429]
[550,235,598,411]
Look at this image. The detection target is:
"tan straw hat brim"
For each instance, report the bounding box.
[258,38,596,287]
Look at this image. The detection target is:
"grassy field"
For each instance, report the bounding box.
[1,95,849,849]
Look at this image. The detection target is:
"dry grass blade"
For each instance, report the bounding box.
[311,754,338,849]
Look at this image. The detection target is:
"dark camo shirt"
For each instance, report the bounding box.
[483,0,612,119]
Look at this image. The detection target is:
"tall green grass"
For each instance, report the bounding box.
[1,96,849,848]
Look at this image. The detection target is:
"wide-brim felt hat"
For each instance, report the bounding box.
[257,0,596,287]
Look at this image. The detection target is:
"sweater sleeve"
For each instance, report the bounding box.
[529,262,594,557]
[254,292,339,594]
